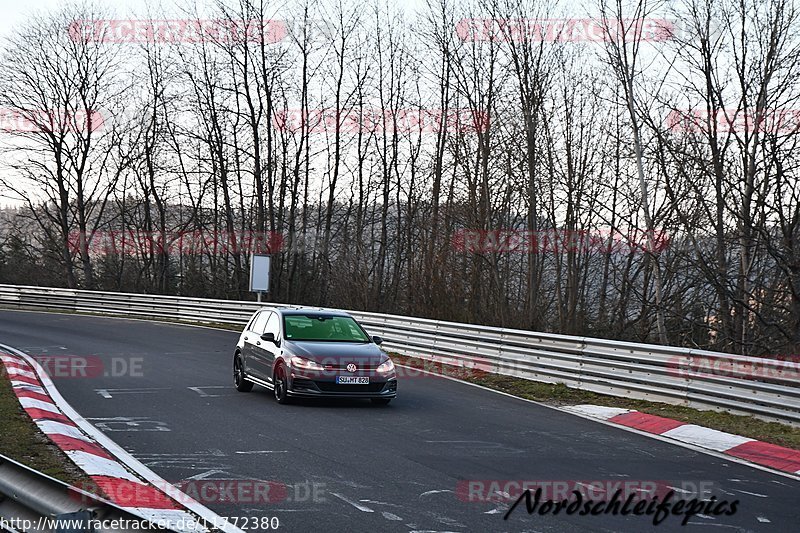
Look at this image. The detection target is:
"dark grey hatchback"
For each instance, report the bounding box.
[233,307,397,405]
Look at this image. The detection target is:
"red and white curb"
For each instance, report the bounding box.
[563,405,800,476]
[0,344,244,533]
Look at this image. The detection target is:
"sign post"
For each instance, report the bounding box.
[249,254,271,302]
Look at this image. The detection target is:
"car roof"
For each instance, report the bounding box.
[255,306,352,318]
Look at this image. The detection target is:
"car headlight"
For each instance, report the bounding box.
[290,356,324,370]
[376,359,395,374]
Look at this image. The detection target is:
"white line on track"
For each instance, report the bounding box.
[419,490,452,497]
[94,388,170,399]
[234,450,289,454]
[666,485,694,494]
[183,470,237,480]
[331,492,375,512]
[696,514,717,520]
[188,386,231,397]
[733,489,768,498]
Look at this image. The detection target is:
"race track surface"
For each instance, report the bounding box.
[1,309,797,532]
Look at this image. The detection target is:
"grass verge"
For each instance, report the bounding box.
[392,354,800,451]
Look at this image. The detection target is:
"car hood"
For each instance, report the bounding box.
[284,340,387,367]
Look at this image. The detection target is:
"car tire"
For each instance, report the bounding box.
[234,353,254,392]
[371,398,392,406]
[274,365,291,404]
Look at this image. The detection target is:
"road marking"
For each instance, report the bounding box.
[331,492,374,512]
[94,388,169,399]
[87,417,170,432]
[733,489,767,498]
[134,452,229,470]
[184,470,237,481]
[359,499,401,507]
[182,469,275,483]
[575,482,604,492]
[235,450,289,454]
[137,450,225,457]
[666,485,693,494]
[188,386,232,398]
[419,490,452,497]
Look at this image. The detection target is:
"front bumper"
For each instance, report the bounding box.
[288,370,397,398]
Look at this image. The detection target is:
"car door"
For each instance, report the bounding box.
[243,311,269,379]
[249,310,278,381]
[258,312,282,380]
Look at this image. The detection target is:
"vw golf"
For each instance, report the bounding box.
[233,308,397,405]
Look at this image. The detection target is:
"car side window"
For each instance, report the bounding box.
[265,313,280,338]
[251,311,269,334]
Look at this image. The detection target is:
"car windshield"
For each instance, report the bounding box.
[283,314,370,342]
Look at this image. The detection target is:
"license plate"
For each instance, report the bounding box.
[336,376,369,384]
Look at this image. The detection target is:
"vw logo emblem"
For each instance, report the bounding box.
[346,363,357,373]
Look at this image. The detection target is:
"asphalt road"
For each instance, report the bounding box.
[1,309,798,533]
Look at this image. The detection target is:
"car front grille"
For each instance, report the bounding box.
[315,382,387,393]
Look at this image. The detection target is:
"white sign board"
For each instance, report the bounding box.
[249,254,271,292]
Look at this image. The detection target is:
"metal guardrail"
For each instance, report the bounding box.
[0,284,798,425]
[0,453,160,532]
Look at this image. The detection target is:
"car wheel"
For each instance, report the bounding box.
[274,365,290,404]
[234,354,253,392]
[371,398,392,406]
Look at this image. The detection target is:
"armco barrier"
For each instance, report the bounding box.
[0,453,161,533]
[0,284,797,425]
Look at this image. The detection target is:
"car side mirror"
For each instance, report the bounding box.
[261,332,280,346]
[372,335,383,345]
